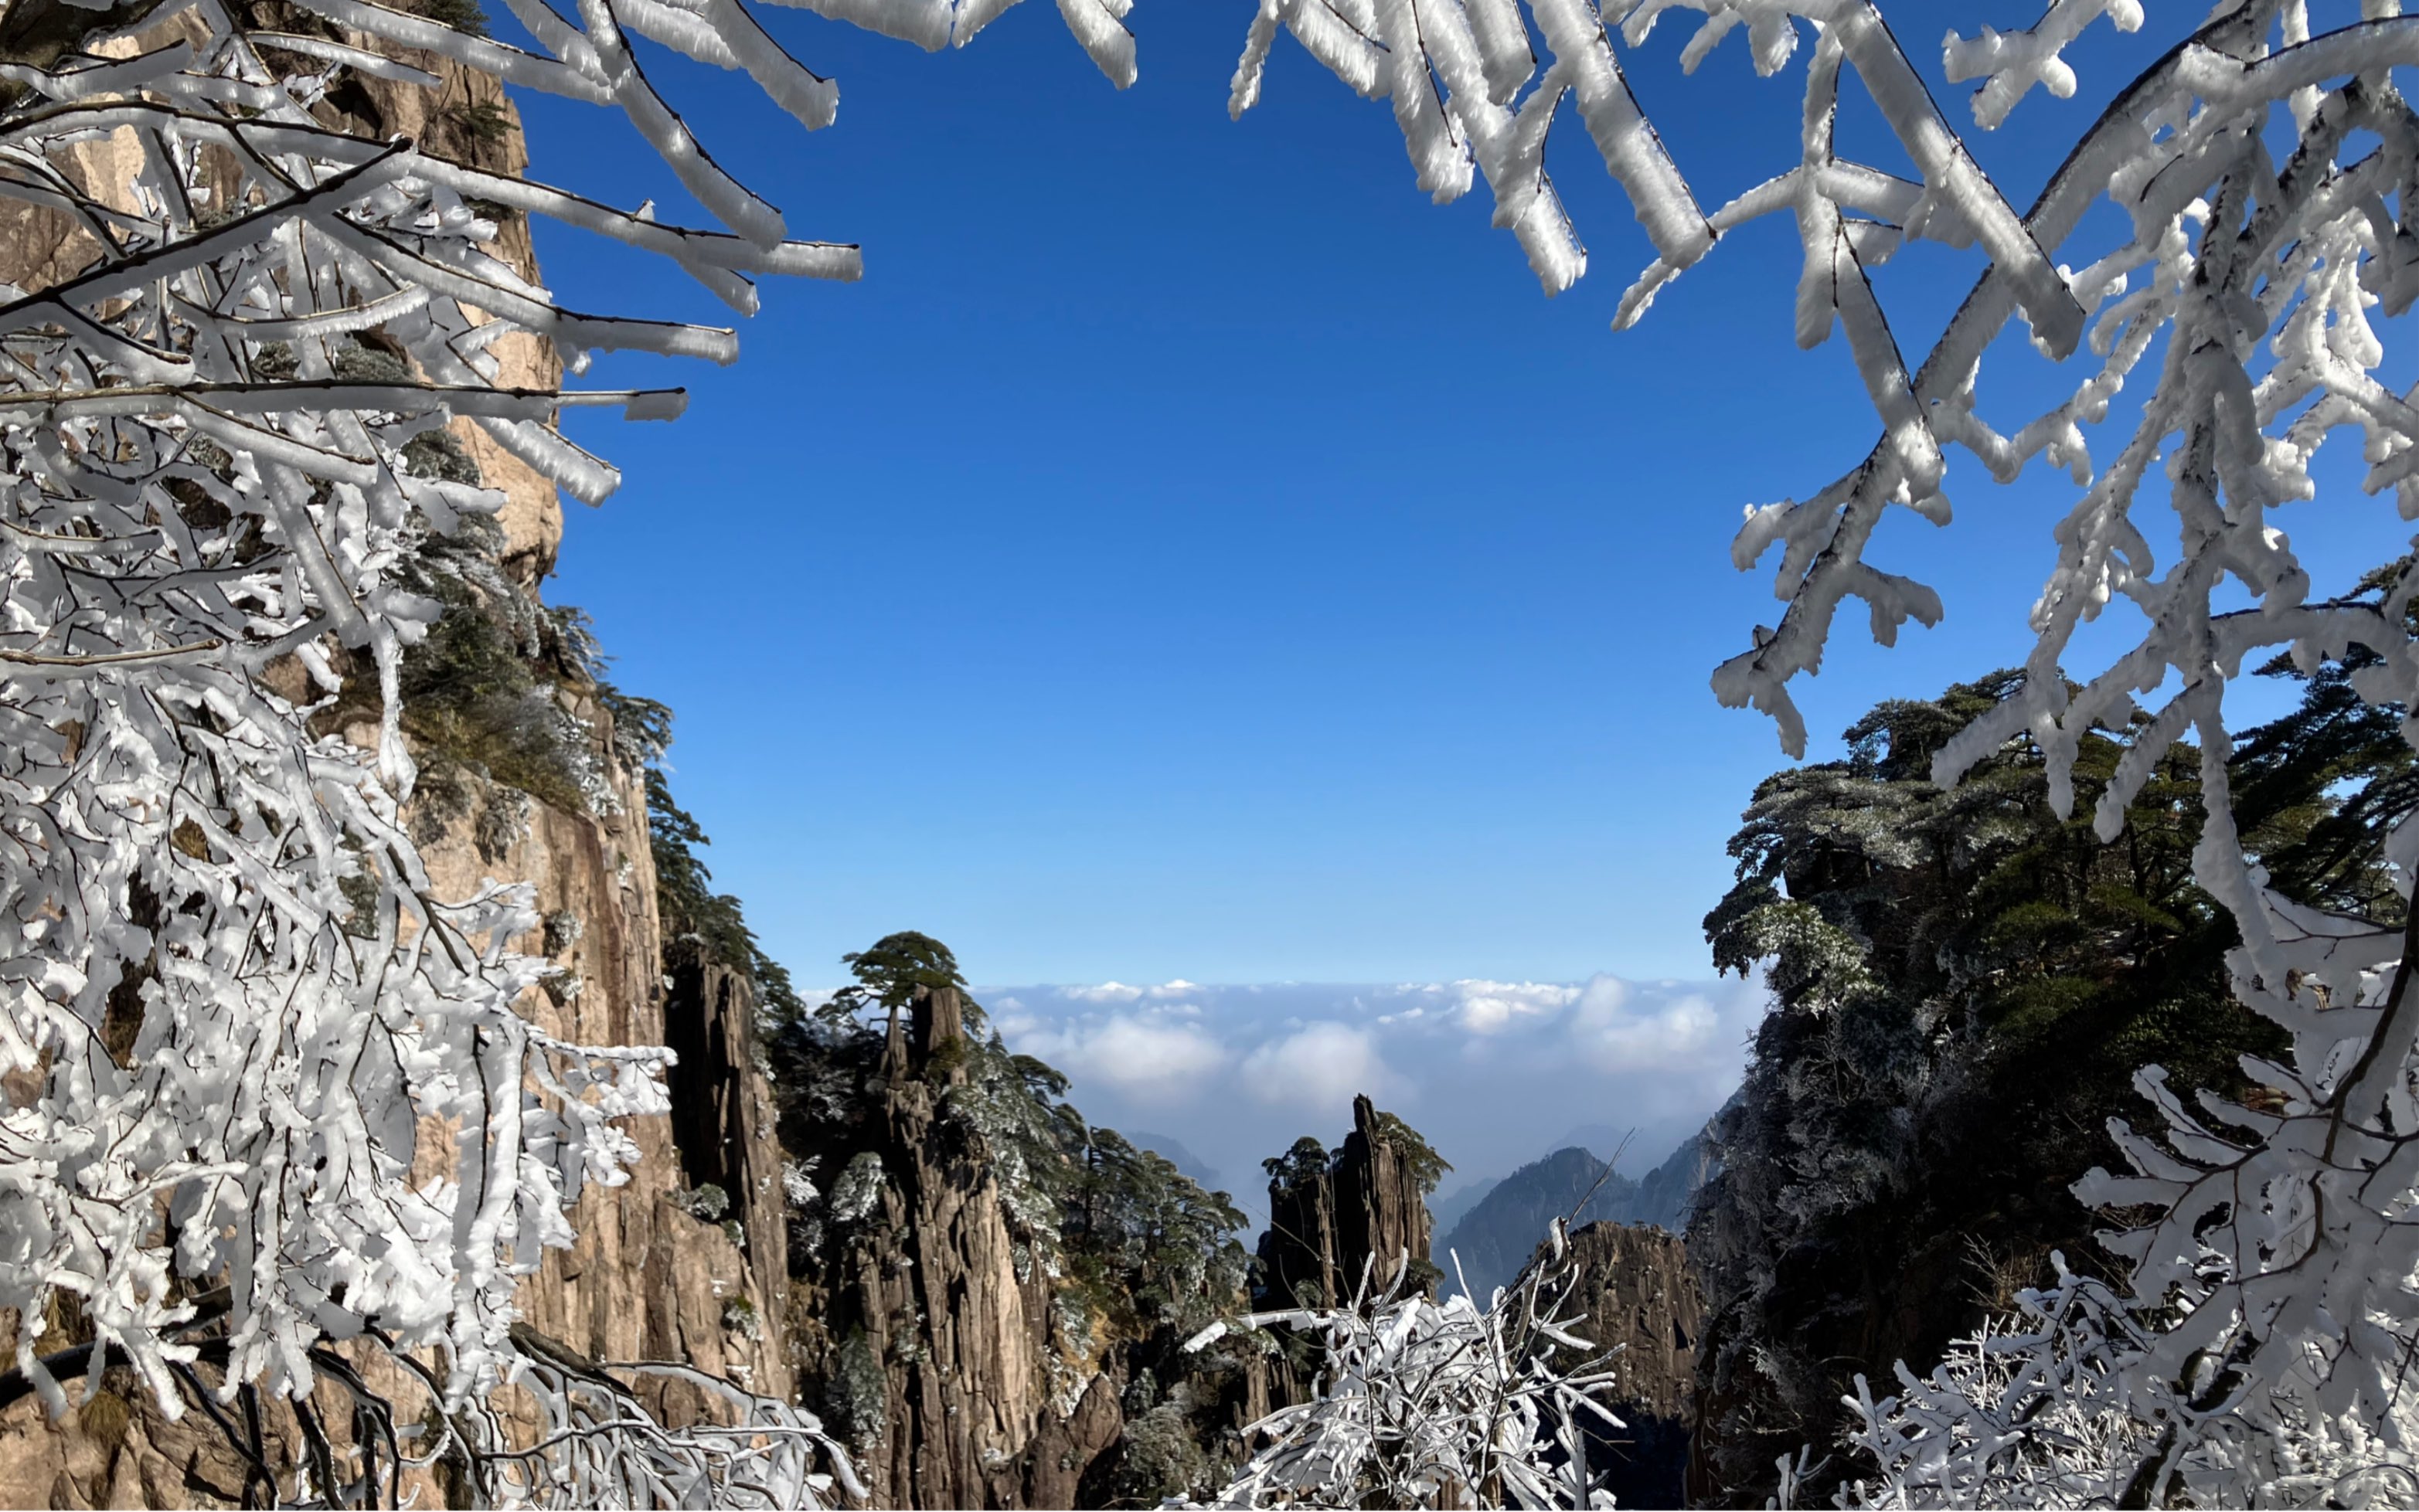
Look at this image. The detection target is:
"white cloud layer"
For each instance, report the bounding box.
[1060,981,1145,1004]
[1438,979,1580,1034]
[1056,1017,1227,1098]
[1239,1022,1395,1110]
[927,972,1771,1229]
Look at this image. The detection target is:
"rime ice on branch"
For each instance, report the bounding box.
[1186,1236,1628,1510]
[0,0,1124,1501]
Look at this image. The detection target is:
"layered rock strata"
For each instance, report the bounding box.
[1254,1094,1438,1313]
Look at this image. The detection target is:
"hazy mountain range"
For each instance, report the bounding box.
[1437,1132,1714,1301]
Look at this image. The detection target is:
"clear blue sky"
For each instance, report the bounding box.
[512,2,2411,989]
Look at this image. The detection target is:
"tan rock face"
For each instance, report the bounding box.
[1545,1220,1705,1510]
[1250,1094,1440,1412]
[0,17,789,1504]
[1334,1096,1438,1300]
[1257,1094,1437,1317]
[413,734,795,1409]
[318,21,569,579]
[806,986,1063,1510]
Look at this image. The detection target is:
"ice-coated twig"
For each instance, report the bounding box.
[1185,1248,1626,1508]
[0,0,1138,1498]
[1243,0,2419,1503]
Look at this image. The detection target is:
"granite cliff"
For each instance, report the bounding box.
[771,944,1268,1509]
[1542,1221,1705,1510]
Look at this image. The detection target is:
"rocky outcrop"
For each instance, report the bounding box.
[800,982,1067,1510]
[779,965,1269,1509]
[1256,1094,1441,1313]
[1543,1221,1703,1511]
[664,936,794,1357]
[1251,1096,1444,1413]
[430,736,791,1402]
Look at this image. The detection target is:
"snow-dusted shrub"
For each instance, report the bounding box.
[830,1150,890,1225]
[1237,0,2419,1500]
[1187,1236,1625,1509]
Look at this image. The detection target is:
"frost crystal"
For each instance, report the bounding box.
[783,1157,822,1210]
[1192,1251,1626,1508]
[830,1150,889,1225]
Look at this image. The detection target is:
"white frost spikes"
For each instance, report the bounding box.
[1244,0,2419,1503]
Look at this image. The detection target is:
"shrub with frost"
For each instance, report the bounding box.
[22,0,2419,1494]
[1187,1235,1625,1509]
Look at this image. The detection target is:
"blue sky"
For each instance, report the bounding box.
[504,3,2416,1159]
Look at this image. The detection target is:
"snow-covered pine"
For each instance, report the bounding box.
[1186,1249,1627,1510]
[0,0,1125,1502]
[1241,0,2419,1502]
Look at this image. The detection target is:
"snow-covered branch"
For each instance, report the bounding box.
[0,0,1128,1499]
[1241,0,2419,1501]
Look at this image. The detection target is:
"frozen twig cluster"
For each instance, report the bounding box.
[1244,0,2419,1501]
[1186,1232,1625,1510]
[1831,1264,2166,1508]
[461,1334,868,1506]
[0,0,1121,1498]
[1833,1255,2419,1508]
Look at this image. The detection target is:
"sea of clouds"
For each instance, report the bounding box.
[902,974,1773,1231]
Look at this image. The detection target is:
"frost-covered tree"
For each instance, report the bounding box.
[0,0,1128,1499]
[1690,660,2419,1502]
[1234,0,2419,1500]
[24,0,2419,1495]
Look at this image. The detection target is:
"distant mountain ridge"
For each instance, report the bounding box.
[1124,1130,1224,1196]
[1630,1130,1713,1230]
[1438,1131,1713,1301]
[1428,1174,1499,1238]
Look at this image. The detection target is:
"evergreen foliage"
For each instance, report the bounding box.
[322,510,628,872]
[1261,1137,1331,1194]
[1063,1126,1251,1336]
[776,935,1248,1328]
[818,931,967,1034]
[1693,659,2415,1501]
[392,526,604,820]
[771,933,1256,1497]
[1368,1109,1451,1195]
[396,0,488,36]
[1254,1106,1453,1317]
